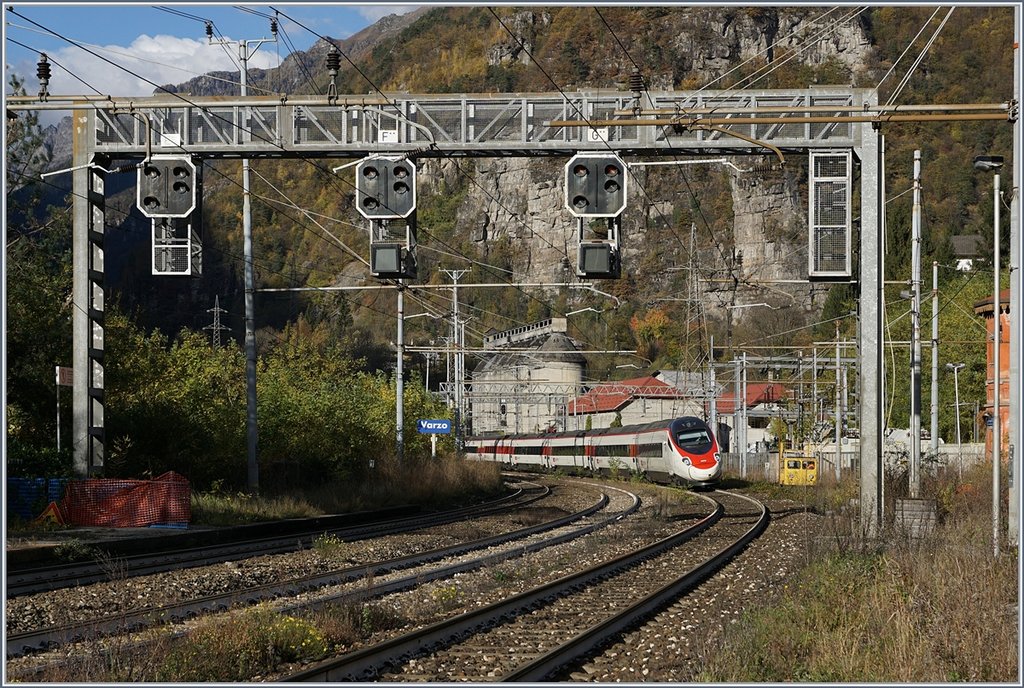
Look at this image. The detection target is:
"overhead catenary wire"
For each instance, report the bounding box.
[9,14,569,354]
[884,7,956,107]
[12,6,675,364]
[5,35,105,95]
[587,7,714,371]
[8,18,634,395]
[266,7,621,352]
[718,7,869,95]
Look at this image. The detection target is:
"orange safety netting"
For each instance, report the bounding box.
[58,471,191,527]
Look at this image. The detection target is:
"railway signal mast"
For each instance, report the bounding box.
[355,156,418,279]
[565,153,627,279]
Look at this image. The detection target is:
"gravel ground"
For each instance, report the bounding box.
[5,481,821,682]
[570,499,819,681]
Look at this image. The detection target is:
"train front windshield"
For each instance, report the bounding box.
[673,425,713,452]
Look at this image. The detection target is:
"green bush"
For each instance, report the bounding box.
[157,609,327,682]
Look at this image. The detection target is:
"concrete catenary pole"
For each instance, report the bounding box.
[741,351,748,478]
[444,269,470,450]
[228,28,276,492]
[910,150,923,499]
[835,323,842,481]
[931,260,940,458]
[240,40,262,494]
[708,336,717,440]
[396,285,405,463]
[992,168,1002,557]
[1008,3,1021,547]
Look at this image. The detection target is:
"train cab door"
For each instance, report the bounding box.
[802,459,817,484]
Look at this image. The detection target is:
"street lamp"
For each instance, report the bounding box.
[946,362,966,478]
[973,153,1003,557]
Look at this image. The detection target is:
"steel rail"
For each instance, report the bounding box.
[501,490,769,681]
[6,486,611,659]
[5,485,540,597]
[282,490,725,682]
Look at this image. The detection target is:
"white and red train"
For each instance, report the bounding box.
[465,416,722,487]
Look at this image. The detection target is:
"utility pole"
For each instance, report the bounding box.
[203,295,230,347]
[443,269,470,450]
[741,351,748,478]
[733,356,741,464]
[209,20,277,494]
[396,284,405,463]
[812,347,819,429]
[1009,2,1021,547]
[910,149,923,499]
[931,260,940,458]
[707,335,717,438]
[835,323,842,481]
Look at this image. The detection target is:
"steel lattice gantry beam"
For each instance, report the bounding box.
[45,88,869,158]
[52,86,888,535]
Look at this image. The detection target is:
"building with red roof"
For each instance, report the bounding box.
[566,375,702,429]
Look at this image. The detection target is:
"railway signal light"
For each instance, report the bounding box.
[370,242,417,279]
[564,153,627,218]
[136,156,197,218]
[356,156,417,219]
[577,241,621,279]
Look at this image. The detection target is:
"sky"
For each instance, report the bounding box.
[3,3,419,103]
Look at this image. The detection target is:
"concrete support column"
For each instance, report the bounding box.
[72,110,106,477]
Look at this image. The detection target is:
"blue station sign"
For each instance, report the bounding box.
[418,419,452,434]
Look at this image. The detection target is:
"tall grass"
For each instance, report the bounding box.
[190,454,504,525]
[699,460,1019,682]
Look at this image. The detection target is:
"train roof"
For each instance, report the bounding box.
[466,416,709,443]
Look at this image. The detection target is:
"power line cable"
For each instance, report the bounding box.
[268,8,616,351]
[872,6,942,104]
[885,7,955,107]
[12,8,614,357]
[5,35,105,95]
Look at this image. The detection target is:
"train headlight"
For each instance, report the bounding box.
[714,452,721,463]
[682,457,691,466]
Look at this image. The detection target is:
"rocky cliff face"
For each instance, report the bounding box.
[429,7,870,310]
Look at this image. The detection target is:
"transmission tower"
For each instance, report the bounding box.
[204,295,230,347]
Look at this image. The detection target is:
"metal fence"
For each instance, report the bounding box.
[721,443,988,483]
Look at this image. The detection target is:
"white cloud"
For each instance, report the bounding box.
[18,34,282,101]
[356,5,419,23]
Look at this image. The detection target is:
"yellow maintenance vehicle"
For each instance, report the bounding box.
[778,443,818,486]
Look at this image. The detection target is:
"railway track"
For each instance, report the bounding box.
[5,481,639,665]
[283,490,767,682]
[5,482,543,598]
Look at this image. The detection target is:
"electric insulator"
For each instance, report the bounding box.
[326,46,341,75]
[628,69,645,94]
[205,22,213,40]
[270,18,278,36]
[36,54,51,99]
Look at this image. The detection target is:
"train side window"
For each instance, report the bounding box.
[787,460,801,469]
[637,443,662,458]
